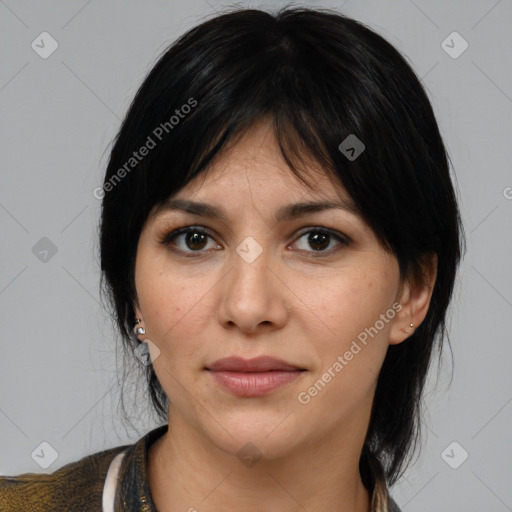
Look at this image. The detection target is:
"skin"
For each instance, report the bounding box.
[133,118,437,512]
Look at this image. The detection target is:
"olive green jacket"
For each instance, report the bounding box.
[1,424,402,511]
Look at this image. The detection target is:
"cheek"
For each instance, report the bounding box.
[140,279,192,338]
[136,261,215,368]
[295,275,396,420]
[308,269,395,328]
[297,268,398,371]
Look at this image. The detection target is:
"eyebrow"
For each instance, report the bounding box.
[155,197,359,223]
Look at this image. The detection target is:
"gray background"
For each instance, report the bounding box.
[1,0,511,510]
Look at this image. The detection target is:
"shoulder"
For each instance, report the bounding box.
[0,443,129,512]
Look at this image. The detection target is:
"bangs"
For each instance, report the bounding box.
[175,110,342,199]
[143,24,366,222]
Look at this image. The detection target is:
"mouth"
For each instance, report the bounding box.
[205,355,307,373]
[205,356,307,397]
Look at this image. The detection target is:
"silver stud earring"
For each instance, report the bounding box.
[134,318,146,336]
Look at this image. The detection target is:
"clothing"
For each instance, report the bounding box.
[0,425,165,512]
[0,424,402,511]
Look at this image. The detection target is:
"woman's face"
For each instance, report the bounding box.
[134,119,409,460]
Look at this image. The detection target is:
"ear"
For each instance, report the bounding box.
[389,253,438,345]
[133,301,143,322]
[132,300,148,342]
[132,292,144,326]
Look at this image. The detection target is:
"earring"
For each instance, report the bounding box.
[401,323,415,335]
[134,318,146,336]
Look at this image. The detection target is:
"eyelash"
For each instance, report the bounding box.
[159,225,350,258]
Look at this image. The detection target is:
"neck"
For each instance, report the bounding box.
[148,410,371,512]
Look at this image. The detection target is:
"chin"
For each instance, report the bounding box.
[202,412,304,462]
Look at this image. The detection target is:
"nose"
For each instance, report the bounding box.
[217,241,289,334]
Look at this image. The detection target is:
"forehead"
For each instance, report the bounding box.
[150,119,362,226]
[175,118,351,205]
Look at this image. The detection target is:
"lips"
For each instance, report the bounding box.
[205,356,306,397]
[205,356,305,372]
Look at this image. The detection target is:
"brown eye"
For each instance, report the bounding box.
[292,228,350,255]
[184,231,208,250]
[160,226,221,256]
[307,231,330,251]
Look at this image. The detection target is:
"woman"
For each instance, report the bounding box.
[0,6,464,512]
